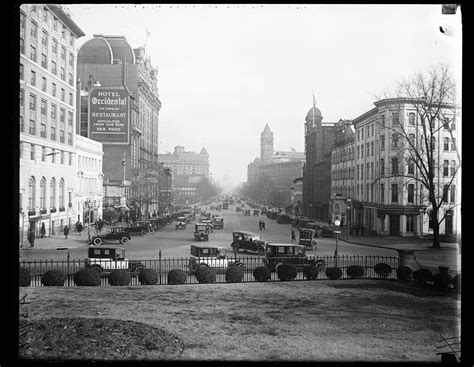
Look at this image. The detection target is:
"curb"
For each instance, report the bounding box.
[338,237,458,252]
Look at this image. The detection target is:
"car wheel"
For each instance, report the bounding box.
[275,262,284,272]
[93,237,102,246]
[120,237,129,244]
[140,230,147,236]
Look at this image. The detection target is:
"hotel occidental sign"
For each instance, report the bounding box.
[88,87,130,144]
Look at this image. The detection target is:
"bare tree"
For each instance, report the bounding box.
[376,64,460,248]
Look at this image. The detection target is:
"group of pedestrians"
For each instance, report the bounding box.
[258,220,266,230]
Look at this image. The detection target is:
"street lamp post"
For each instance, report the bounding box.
[85,199,92,244]
[334,219,341,267]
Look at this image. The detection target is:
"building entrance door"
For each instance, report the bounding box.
[389,215,400,236]
[445,210,453,235]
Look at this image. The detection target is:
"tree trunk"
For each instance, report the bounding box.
[431,207,441,249]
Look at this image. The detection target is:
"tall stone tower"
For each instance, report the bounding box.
[260,124,274,164]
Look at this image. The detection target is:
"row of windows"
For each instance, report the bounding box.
[20,48,74,87]
[355,183,456,204]
[356,112,456,143]
[20,143,73,165]
[21,7,75,48]
[20,65,74,105]
[25,175,69,212]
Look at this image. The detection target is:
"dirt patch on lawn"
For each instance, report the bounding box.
[19,317,184,360]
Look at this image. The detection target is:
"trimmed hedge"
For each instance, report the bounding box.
[346,265,365,279]
[303,264,320,280]
[41,269,65,286]
[167,269,187,285]
[139,268,159,285]
[413,268,433,286]
[74,268,101,286]
[277,264,297,281]
[326,267,342,280]
[433,273,453,289]
[396,266,413,282]
[226,265,244,283]
[374,263,392,278]
[253,266,271,282]
[19,267,31,287]
[195,266,216,284]
[108,270,131,286]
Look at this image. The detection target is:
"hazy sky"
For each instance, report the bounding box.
[67,4,462,187]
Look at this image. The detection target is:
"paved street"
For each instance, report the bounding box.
[19,202,460,272]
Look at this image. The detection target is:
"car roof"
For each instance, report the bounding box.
[267,243,305,248]
[89,245,126,251]
[195,222,208,226]
[233,231,259,236]
[300,228,316,232]
[190,243,224,249]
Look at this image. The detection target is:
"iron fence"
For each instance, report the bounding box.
[19,254,406,287]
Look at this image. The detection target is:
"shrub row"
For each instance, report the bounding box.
[18,265,461,291]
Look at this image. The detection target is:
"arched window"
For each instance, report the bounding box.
[50,177,56,209]
[40,176,46,209]
[28,176,36,211]
[59,178,65,208]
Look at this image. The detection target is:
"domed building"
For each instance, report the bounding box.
[76,34,162,218]
[302,102,336,221]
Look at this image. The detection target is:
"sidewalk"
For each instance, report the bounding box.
[20,230,90,251]
[306,219,459,252]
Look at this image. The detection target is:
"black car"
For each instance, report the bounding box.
[123,221,153,236]
[231,231,268,255]
[90,227,132,246]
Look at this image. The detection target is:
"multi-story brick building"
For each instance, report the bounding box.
[329,119,355,226]
[76,34,162,218]
[352,98,460,237]
[158,146,210,204]
[303,104,336,221]
[246,125,305,208]
[18,4,104,243]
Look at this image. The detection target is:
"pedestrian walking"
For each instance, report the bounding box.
[64,225,69,239]
[27,228,35,248]
[291,229,296,242]
[262,221,266,230]
[98,218,104,232]
[76,222,83,235]
[40,223,46,238]
[259,220,262,230]
[360,225,365,236]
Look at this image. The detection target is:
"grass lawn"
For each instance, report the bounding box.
[18,279,460,362]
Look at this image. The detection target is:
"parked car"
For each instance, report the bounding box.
[90,227,132,246]
[85,246,145,276]
[321,225,337,238]
[201,219,214,233]
[188,243,243,274]
[175,217,187,230]
[213,216,224,229]
[298,228,318,250]
[263,243,326,272]
[276,213,292,224]
[253,209,260,216]
[194,223,209,241]
[231,231,268,255]
[123,221,153,236]
[244,209,251,216]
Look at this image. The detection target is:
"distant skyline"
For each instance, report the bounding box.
[67,4,462,188]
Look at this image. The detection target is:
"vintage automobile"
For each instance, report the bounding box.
[213,216,224,229]
[194,223,209,241]
[200,212,211,221]
[175,217,187,230]
[253,209,260,216]
[90,227,132,246]
[188,243,243,274]
[244,209,251,216]
[276,212,292,224]
[123,221,153,236]
[263,243,326,272]
[231,231,268,255]
[321,225,338,238]
[201,219,214,233]
[298,228,318,250]
[85,246,145,276]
